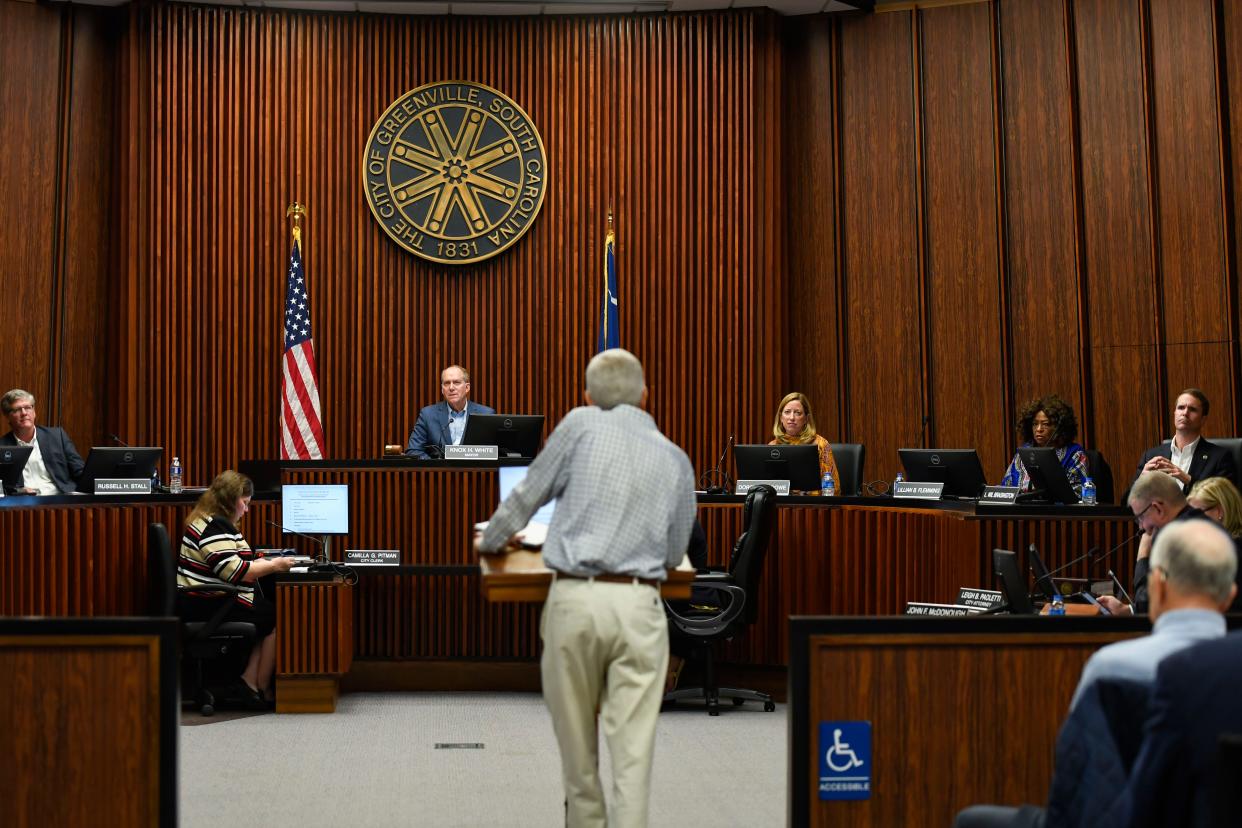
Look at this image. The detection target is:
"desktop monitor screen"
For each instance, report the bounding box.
[733,444,821,492]
[460,414,545,459]
[992,548,1035,614]
[76,447,163,493]
[1027,544,1062,602]
[281,484,350,535]
[0,446,32,491]
[898,448,987,499]
[498,465,557,526]
[1016,447,1081,505]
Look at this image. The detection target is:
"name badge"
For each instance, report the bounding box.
[344,549,401,566]
[979,485,1019,503]
[903,602,982,616]
[956,587,1004,609]
[735,479,791,496]
[892,481,944,500]
[444,444,499,461]
[94,478,153,495]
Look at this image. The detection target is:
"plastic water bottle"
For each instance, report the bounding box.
[1081,476,1097,506]
[1049,595,1066,616]
[169,457,183,495]
[821,469,835,497]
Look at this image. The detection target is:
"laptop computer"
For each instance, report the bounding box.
[0,446,33,492]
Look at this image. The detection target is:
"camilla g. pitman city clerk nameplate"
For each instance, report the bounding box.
[363,81,548,265]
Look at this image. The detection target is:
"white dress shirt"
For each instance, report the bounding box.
[1170,435,1201,478]
[16,433,60,495]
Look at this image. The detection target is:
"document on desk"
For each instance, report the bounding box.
[474,520,548,548]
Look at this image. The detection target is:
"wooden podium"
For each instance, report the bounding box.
[479,550,695,602]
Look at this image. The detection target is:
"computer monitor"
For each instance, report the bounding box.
[238,459,282,494]
[460,414,545,459]
[992,548,1035,614]
[1027,543,1061,602]
[281,484,350,534]
[0,446,33,491]
[498,465,556,527]
[1016,447,1081,505]
[733,444,821,492]
[898,448,987,499]
[76,447,163,493]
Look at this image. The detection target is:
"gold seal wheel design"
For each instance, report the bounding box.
[363,81,548,264]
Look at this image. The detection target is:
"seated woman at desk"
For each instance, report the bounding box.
[1188,476,1242,539]
[1000,395,1089,496]
[177,470,295,707]
[769,392,839,495]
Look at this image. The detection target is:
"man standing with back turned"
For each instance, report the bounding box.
[477,348,696,827]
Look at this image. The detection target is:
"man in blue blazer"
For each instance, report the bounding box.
[1134,388,1237,494]
[1,388,85,494]
[405,365,495,459]
[1111,630,1242,827]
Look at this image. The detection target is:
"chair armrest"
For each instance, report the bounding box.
[666,583,747,637]
[178,583,249,596]
[692,571,733,583]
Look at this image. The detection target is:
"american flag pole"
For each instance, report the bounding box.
[281,202,325,460]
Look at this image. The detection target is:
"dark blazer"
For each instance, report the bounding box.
[1113,631,1242,828]
[1133,437,1237,494]
[0,425,85,494]
[404,400,495,459]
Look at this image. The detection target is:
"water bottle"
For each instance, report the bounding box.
[169,456,183,495]
[821,469,835,497]
[1081,476,1097,506]
[1049,595,1066,616]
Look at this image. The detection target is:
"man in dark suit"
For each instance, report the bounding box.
[1,388,84,494]
[1111,630,1242,828]
[404,365,495,459]
[1134,388,1237,493]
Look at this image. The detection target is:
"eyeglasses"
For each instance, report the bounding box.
[1133,501,1155,526]
[7,404,33,414]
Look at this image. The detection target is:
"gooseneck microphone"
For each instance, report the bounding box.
[265,519,326,562]
[699,434,735,495]
[1107,569,1134,606]
[109,433,131,447]
[1043,530,1143,580]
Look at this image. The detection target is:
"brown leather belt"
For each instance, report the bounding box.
[554,571,661,589]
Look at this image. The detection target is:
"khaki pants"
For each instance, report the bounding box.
[540,577,669,828]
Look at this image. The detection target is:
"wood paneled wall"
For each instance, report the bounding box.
[4,0,1242,496]
[787,0,1242,486]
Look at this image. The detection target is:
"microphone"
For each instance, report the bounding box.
[1043,530,1142,580]
[109,433,131,447]
[265,519,326,562]
[700,434,734,495]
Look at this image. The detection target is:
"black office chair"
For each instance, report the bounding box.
[664,484,778,715]
[147,522,257,716]
[1212,438,1242,481]
[829,443,865,496]
[1083,448,1115,504]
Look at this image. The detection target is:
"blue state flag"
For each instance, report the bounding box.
[596,226,618,353]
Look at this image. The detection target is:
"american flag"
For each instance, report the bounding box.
[280,239,325,459]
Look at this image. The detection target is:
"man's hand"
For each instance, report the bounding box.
[475,530,525,555]
[1143,456,1188,484]
[1136,531,1153,561]
[1096,595,1133,615]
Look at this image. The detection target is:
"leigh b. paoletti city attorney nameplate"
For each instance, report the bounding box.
[363,81,548,265]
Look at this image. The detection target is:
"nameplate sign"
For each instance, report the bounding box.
[344,549,401,566]
[444,444,499,461]
[892,481,944,500]
[979,485,1020,504]
[904,602,983,616]
[94,478,152,495]
[957,587,1004,609]
[735,479,791,496]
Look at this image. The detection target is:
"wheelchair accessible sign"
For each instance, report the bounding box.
[818,721,871,800]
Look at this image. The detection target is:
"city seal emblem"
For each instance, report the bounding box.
[363,81,547,265]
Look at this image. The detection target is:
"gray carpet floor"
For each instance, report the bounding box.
[180,691,786,827]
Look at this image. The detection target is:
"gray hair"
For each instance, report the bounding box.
[1129,470,1186,508]
[1,389,34,415]
[585,349,645,410]
[1150,518,1238,604]
[442,365,470,383]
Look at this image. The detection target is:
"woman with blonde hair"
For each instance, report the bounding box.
[1188,476,1242,538]
[177,470,295,708]
[769,392,839,495]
